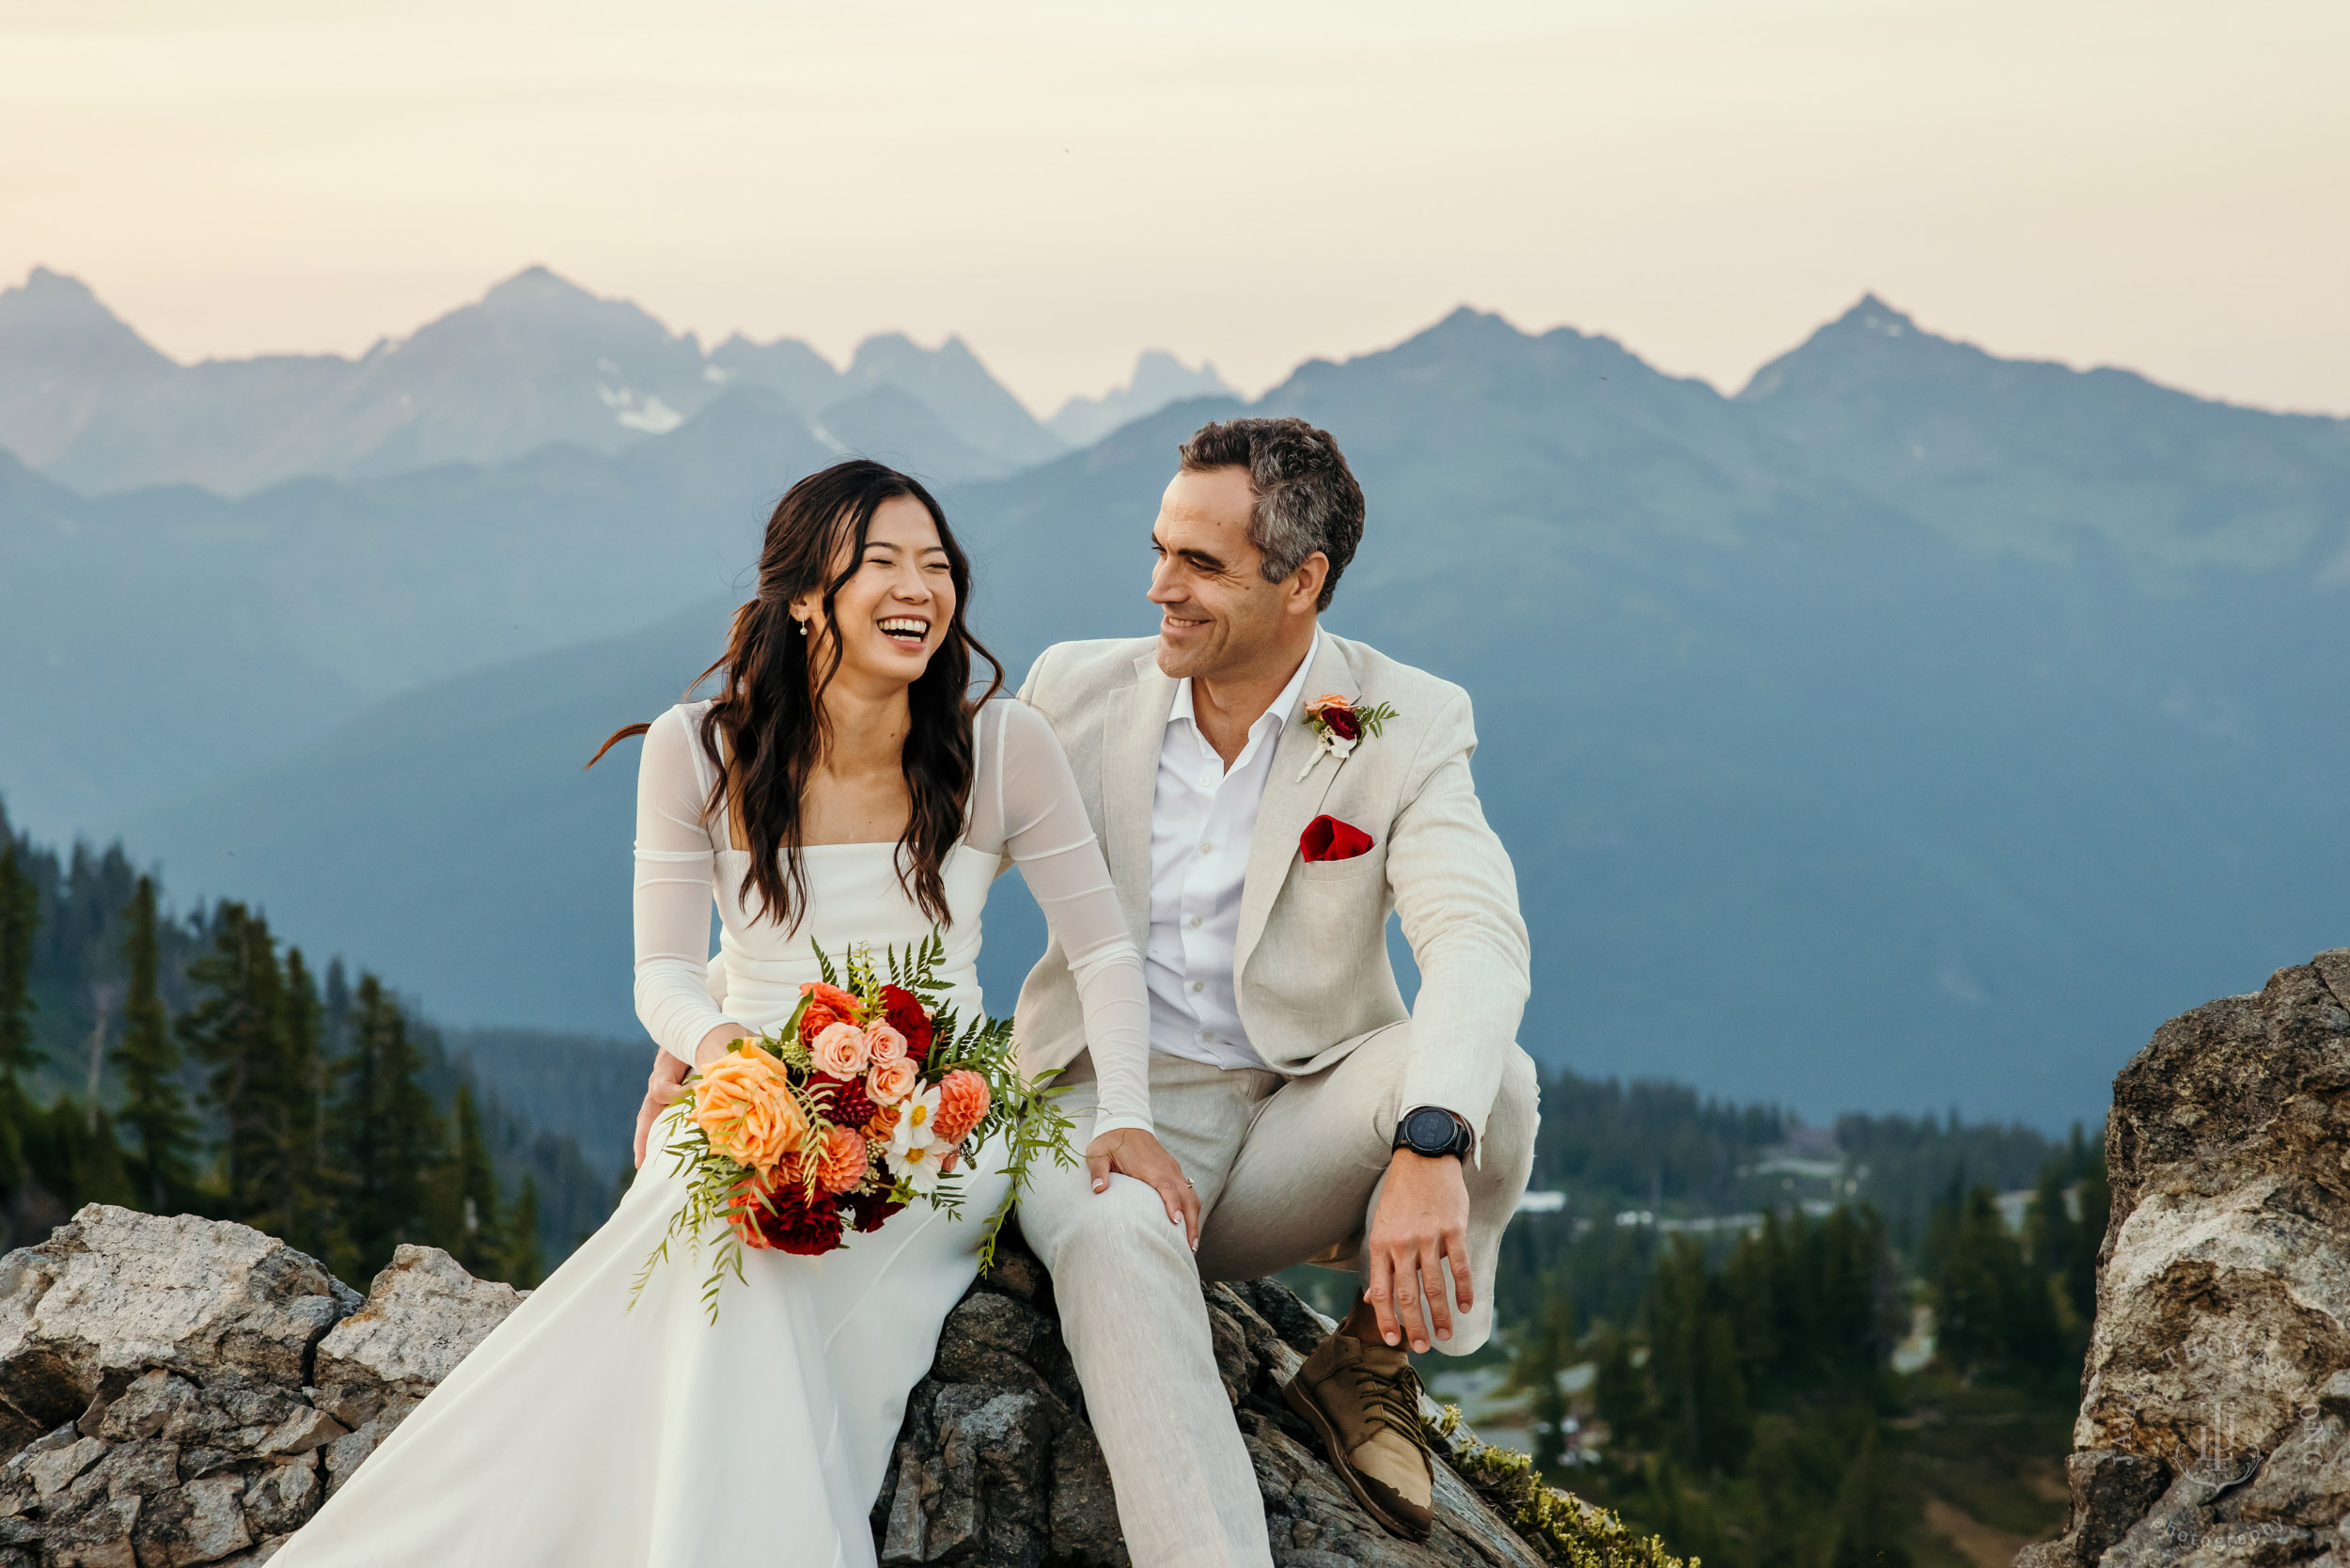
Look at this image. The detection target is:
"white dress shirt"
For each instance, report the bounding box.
[1144,633,1321,1070]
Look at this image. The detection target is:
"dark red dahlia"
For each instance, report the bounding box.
[840,1188,908,1234]
[744,1178,844,1255]
[881,984,933,1064]
[817,1074,877,1132]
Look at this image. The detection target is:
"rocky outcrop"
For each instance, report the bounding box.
[2020,949,2350,1568]
[0,1205,1666,1568]
[0,1209,519,1566]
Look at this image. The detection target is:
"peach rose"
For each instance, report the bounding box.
[864,1102,902,1138]
[811,1020,870,1077]
[690,1050,806,1172]
[931,1069,991,1145]
[815,1124,870,1194]
[867,1057,919,1105]
[864,1020,909,1067]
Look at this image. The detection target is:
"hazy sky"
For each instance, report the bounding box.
[4,0,2345,417]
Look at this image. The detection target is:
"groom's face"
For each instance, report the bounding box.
[1150,464,1287,681]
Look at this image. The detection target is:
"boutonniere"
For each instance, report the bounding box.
[1297,693,1398,781]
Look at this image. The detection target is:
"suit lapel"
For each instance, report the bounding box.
[1235,635,1358,972]
[1100,652,1174,941]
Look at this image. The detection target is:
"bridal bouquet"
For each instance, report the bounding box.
[634,934,1073,1320]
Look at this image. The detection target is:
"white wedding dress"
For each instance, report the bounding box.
[275,698,1152,1568]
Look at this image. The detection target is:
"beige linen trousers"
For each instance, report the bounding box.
[1011,634,1541,1568]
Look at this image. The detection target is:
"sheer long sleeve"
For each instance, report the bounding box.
[634,707,740,1063]
[986,702,1152,1139]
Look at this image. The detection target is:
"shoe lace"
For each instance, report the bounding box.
[1355,1359,1431,1452]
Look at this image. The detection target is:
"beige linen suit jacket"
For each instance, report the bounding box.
[1010,631,1531,1141]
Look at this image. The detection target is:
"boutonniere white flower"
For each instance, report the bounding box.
[1297,693,1399,781]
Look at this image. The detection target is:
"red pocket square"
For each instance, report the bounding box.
[1300,814,1375,863]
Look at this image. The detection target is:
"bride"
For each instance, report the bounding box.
[275,460,1198,1566]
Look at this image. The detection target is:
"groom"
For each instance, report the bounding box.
[1013,416,1539,1567]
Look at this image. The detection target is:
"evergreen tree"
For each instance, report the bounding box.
[505,1175,545,1289]
[179,902,290,1221]
[1593,1327,1653,1451]
[0,842,39,1184]
[1932,1184,2061,1379]
[1644,1240,1752,1473]
[1827,1426,1912,1568]
[113,875,196,1210]
[63,1105,137,1209]
[428,1082,506,1278]
[2077,1152,2115,1325]
[329,975,443,1280]
[276,949,337,1261]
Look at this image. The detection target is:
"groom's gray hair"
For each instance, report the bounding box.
[1177,417,1365,611]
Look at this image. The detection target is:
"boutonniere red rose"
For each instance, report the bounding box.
[1298,693,1398,780]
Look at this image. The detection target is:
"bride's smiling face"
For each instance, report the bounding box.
[797,495,956,691]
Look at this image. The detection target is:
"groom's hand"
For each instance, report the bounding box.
[1085,1129,1201,1250]
[1365,1151,1472,1353]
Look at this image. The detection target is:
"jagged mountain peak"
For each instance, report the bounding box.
[0,266,174,373]
[1738,293,1958,401]
[478,264,604,313]
[1837,293,1919,337]
[1046,350,1235,447]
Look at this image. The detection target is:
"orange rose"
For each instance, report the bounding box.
[811,1021,870,1077]
[931,1069,991,1145]
[797,1000,847,1044]
[815,1124,869,1194]
[867,1057,919,1105]
[690,1049,805,1172]
[865,1021,909,1066]
[800,980,865,1019]
[864,1102,902,1138]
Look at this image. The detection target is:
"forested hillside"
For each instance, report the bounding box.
[0,793,618,1281]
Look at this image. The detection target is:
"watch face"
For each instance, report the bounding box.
[1407,1107,1453,1149]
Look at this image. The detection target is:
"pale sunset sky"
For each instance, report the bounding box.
[3,0,2344,416]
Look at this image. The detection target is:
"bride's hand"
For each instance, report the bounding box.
[633,1025,749,1168]
[1085,1128,1200,1251]
[633,1051,688,1169]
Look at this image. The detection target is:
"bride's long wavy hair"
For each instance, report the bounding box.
[590,460,1002,932]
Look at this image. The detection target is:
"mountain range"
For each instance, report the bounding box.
[0,265,1223,495]
[3,275,2345,1126]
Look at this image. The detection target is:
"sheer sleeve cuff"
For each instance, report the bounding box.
[1086,1111,1156,1144]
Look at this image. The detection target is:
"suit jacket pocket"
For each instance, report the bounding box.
[1296,851,1386,884]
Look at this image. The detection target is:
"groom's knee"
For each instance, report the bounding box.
[1027,1170,1195,1280]
[1485,1045,1541,1174]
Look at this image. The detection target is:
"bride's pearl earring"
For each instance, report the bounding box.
[796,619,808,636]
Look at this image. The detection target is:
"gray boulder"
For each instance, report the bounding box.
[2019,949,2350,1568]
[0,1212,511,1566]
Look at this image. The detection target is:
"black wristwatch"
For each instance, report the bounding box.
[1393,1105,1474,1161]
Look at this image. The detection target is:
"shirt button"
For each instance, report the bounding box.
[1190,980,1204,994]
[1198,842,1214,855]
[1188,915,1201,929]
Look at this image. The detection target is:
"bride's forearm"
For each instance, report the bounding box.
[692,1022,751,1069]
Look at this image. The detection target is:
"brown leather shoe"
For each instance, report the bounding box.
[1281,1331,1435,1541]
